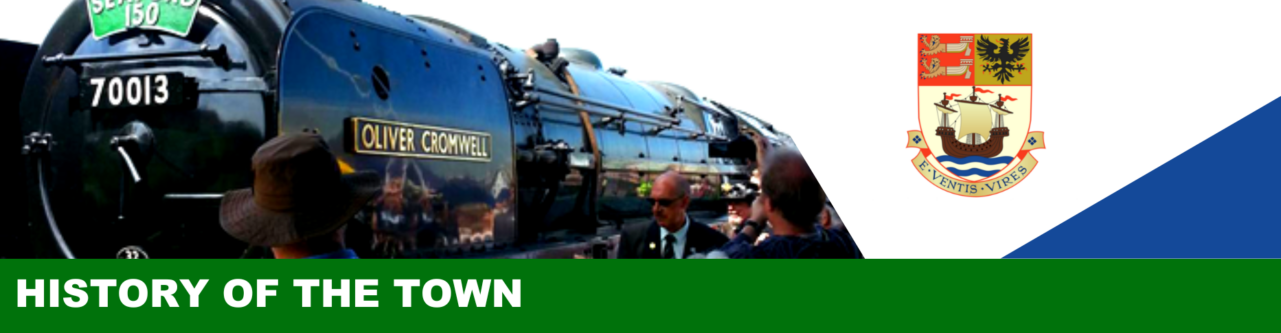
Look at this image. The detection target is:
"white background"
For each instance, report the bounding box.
[6,1,1279,257]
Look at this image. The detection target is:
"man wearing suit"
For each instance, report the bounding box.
[618,171,729,258]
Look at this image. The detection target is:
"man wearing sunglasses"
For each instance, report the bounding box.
[617,171,729,258]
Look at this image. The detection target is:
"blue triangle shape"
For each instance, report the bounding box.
[1006,97,1281,258]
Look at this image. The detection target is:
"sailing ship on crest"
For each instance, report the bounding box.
[933,86,1013,158]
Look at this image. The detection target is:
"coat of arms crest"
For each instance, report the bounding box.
[909,34,1045,196]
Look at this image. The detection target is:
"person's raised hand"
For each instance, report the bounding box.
[749,196,769,226]
[752,131,771,170]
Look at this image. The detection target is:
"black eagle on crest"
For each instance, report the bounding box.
[976,36,1030,84]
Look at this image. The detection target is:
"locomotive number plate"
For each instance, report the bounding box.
[81,73,187,111]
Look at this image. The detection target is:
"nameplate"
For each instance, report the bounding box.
[345,117,491,162]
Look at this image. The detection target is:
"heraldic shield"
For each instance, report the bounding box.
[909,34,1045,197]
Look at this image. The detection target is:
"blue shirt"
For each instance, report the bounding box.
[720,227,864,259]
[304,249,359,259]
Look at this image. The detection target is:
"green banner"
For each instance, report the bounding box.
[86,0,202,40]
[3,260,1277,331]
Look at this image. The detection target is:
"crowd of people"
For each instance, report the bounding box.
[618,149,863,259]
[217,133,863,259]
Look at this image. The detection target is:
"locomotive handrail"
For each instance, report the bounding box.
[42,44,230,68]
[537,99,661,125]
[531,86,679,124]
[535,99,726,141]
[163,194,226,200]
[115,147,143,184]
[37,160,76,259]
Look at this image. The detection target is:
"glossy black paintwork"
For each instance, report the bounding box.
[20,0,791,258]
[18,0,288,258]
[494,42,753,231]
[277,6,516,252]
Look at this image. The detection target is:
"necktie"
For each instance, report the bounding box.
[663,234,677,259]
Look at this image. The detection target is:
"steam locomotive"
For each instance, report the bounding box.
[15,0,800,258]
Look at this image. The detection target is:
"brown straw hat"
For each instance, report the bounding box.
[220,134,380,246]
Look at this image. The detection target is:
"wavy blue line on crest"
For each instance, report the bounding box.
[936,155,1015,165]
[946,168,1000,177]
